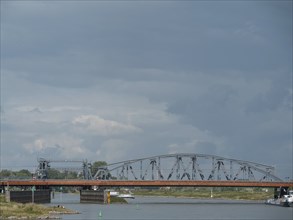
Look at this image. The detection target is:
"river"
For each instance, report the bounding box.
[48,193,292,220]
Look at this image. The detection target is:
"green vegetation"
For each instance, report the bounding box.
[46,160,108,179]
[0,195,78,219]
[0,168,79,180]
[47,169,79,179]
[134,187,274,201]
[91,161,107,174]
[0,160,108,180]
[110,197,128,204]
[0,169,33,179]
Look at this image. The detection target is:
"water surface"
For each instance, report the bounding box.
[49,193,293,220]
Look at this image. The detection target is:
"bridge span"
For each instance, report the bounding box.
[1,180,293,188]
[3,153,292,204]
[36,153,285,182]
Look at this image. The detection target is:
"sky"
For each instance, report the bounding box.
[1,1,292,180]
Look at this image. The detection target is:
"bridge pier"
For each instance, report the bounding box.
[5,190,51,203]
[80,189,108,204]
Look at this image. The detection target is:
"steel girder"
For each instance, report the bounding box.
[36,158,92,180]
[93,153,283,182]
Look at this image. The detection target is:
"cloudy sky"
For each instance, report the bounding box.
[1,1,292,179]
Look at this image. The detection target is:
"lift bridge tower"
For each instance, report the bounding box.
[36,158,93,180]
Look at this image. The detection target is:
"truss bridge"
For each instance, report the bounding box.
[93,153,283,182]
[36,153,284,182]
[36,158,92,180]
[2,153,292,204]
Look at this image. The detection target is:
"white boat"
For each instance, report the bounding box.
[117,193,135,199]
[286,190,293,207]
[266,198,289,207]
[109,191,119,197]
[266,190,293,207]
[283,194,293,207]
[107,190,135,199]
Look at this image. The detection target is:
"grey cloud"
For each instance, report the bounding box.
[1,1,292,178]
[246,71,292,113]
[167,78,292,174]
[4,1,291,89]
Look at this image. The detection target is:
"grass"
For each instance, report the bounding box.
[0,194,77,219]
[133,187,274,201]
[110,196,128,204]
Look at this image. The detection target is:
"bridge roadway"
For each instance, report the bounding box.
[1,180,293,188]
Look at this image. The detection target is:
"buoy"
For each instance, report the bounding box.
[135,204,140,210]
[98,210,103,219]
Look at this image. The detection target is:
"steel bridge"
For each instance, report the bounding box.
[36,158,91,180]
[36,153,284,182]
[2,180,293,188]
[1,154,293,190]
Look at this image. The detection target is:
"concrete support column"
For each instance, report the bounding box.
[5,190,51,203]
[80,189,109,204]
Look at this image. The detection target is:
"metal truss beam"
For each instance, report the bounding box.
[93,153,283,182]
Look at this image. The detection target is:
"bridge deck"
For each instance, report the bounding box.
[1,180,293,188]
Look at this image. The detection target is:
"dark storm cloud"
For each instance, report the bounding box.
[4,1,290,87]
[1,1,292,178]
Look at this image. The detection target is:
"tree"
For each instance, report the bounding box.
[91,161,107,175]
[17,169,32,178]
[47,168,63,179]
[63,170,78,179]
[0,169,32,179]
[47,169,78,179]
[0,169,12,178]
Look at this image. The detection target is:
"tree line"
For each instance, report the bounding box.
[0,161,107,179]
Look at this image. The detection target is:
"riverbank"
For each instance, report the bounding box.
[0,195,79,219]
[133,187,274,201]
[109,196,127,204]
